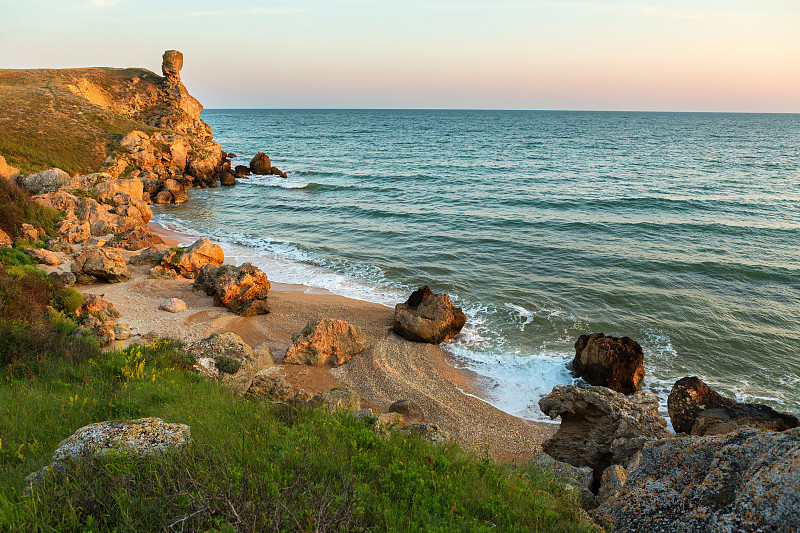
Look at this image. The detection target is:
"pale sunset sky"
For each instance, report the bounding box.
[2,0,798,112]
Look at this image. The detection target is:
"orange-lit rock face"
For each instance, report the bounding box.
[285,319,367,366]
[161,50,183,83]
[392,286,466,344]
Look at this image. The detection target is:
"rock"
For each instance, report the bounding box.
[250,152,271,175]
[160,238,223,278]
[55,219,91,244]
[84,236,109,249]
[23,247,60,266]
[154,190,173,204]
[193,262,269,315]
[590,465,627,527]
[94,322,116,347]
[20,223,39,241]
[572,333,644,394]
[534,453,597,509]
[270,166,288,178]
[667,376,798,436]
[0,155,20,181]
[33,190,80,215]
[309,387,361,412]
[0,228,11,248]
[159,298,186,313]
[234,165,251,177]
[185,332,273,394]
[161,178,187,203]
[17,168,70,194]
[161,50,183,83]
[219,172,236,186]
[129,244,169,266]
[539,384,671,483]
[26,418,190,485]
[120,130,150,152]
[48,271,76,288]
[148,265,177,279]
[113,324,131,340]
[169,140,188,170]
[71,248,130,283]
[246,371,294,401]
[609,428,800,532]
[401,423,449,444]
[284,319,366,366]
[82,293,121,322]
[108,226,165,250]
[393,286,466,344]
[46,239,74,253]
[388,399,424,422]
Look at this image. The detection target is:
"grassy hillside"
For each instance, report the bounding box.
[0,68,163,175]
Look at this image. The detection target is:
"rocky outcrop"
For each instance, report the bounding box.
[161,50,183,84]
[26,418,190,485]
[20,223,40,241]
[55,219,91,244]
[607,428,800,532]
[193,262,270,316]
[539,384,671,484]
[668,376,798,436]
[24,247,60,266]
[108,226,164,250]
[185,333,273,395]
[159,238,223,278]
[393,286,466,344]
[129,244,169,266]
[572,333,644,394]
[71,248,130,283]
[247,371,294,401]
[534,453,596,509]
[17,168,71,195]
[0,228,12,248]
[284,319,367,366]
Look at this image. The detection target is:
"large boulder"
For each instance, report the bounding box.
[129,244,169,266]
[33,190,80,215]
[247,371,294,401]
[162,178,187,204]
[393,286,466,344]
[539,384,671,483]
[193,262,270,316]
[608,428,800,532]
[71,248,130,283]
[24,247,61,266]
[17,168,70,194]
[160,238,224,278]
[26,418,190,485]
[162,50,183,83]
[284,319,367,366]
[185,332,273,394]
[668,376,798,436]
[250,152,271,175]
[572,333,644,394]
[108,226,165,251]
[81,293,121,322]
[55,218,91,244]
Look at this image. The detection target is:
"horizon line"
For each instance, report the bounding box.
[202,107,800,115]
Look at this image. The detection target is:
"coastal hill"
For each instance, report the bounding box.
[0,54,212,176]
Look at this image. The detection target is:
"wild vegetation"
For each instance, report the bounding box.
[0,177,60,239]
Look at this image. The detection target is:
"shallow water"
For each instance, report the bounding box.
[152,109,800,420]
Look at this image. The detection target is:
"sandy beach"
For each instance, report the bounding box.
[64,221,556,462]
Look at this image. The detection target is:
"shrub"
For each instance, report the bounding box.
[215,356,241,375]
[52,287,83,315]
[0,177,60,238]
[0,248,33,266]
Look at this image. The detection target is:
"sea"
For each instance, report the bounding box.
[151,109,800,422]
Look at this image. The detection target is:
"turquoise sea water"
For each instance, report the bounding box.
[152,110,800,420]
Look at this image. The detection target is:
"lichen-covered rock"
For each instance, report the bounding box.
[668,376,798,436]
[185,332,273,394]
[246,370,294,401]
[393,286,466,344]
[573,333,644,394]
[17,168,70,194]
[609,428,800,532]
[284,319,366,366]
[401,423,449,443]
[534,452,597,510]
[250,151,271,175]
[55,218,91,244]
[71,248,130,283]
[308,387,361,412]
[539,384,671,482]
[81,293,121,322]
[48,271,77,288]
[26,418,190,485]
[159,298,187,313]
[160,237,223,278]
[113,323,131,340]
[24,247,61,266]
[148,264,178,279]
[108,226,165,250]
[193,262,270,316]
[47,239,74,253]
[33,190,80,215]
[389,399,424,422]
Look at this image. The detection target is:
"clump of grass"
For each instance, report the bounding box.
[0,247,33,267]
[0,338,599,532]
[215,355,241,375]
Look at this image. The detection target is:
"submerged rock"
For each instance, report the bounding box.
[393,286,466,344]
[250,151,271,175]
[284,319,366,366]
[572,333,644,394]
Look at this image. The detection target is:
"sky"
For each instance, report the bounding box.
[1,0,799,112]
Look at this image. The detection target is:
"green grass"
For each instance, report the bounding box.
[0,177,61,239]
[0,338,599,532]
